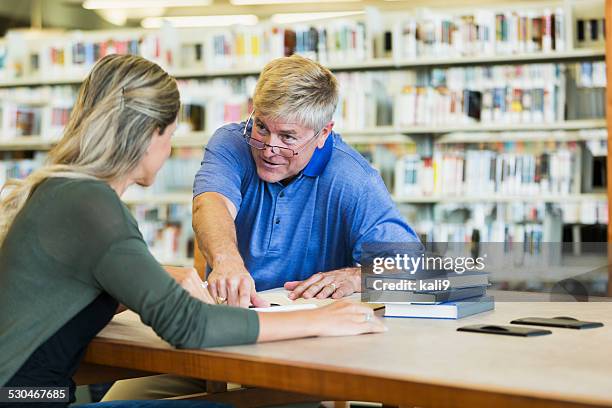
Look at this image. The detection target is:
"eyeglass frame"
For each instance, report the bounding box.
[242,110,325,158]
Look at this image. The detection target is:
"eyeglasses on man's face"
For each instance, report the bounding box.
[242,111,323,159]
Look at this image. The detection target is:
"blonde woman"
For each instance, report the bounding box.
[0,54,385,407]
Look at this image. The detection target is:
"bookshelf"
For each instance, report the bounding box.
[605,0,612,295]
[0,48,605,88]
[115,191,612,206]
[0,136,56,151]
[1,120,606,151]
[394,193,607,204]
[119,191,609,206]
[0,0,608,270]
[122,193,194,206]
[606,0,612,241]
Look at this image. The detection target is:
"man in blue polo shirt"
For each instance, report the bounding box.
[193,54,419,308]
[102,54,419,400]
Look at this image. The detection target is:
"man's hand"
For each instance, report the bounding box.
[207,259,270,308]
[165,266,215,304]
[284,267,361,300]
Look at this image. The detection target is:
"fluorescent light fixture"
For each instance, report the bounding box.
[271,11,364,24]
[96,9,128,25]
[142,15,259,28]
[231,0,358,5]
[83,0,211,9]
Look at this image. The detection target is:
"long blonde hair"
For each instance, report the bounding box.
[0,54,180,246]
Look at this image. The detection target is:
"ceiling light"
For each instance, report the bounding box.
[83,0,211,9]
[96,9,128,25]
[141,15,259,28]
[231,0,358,5]
[271,11,364,24]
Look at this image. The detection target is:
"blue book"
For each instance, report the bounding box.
[366,270,489,290]
[367,285,487,304]
[384,296,494,319]
[85,43,95,65]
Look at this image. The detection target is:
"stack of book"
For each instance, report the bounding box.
[0,154,46,188]
[2,31,171,80]
[130,203,194,265]
[394,63,566,127]
[575,16,606,48]
[205,21,369,70]
[0,86,75,140]
[366,269,493,319]
[393,8,566,59]
[395,139,585,198]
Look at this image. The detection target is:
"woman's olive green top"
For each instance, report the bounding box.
[0,177,259,386]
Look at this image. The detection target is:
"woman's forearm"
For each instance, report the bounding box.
[256,301,386,341]
[256,310,321,342]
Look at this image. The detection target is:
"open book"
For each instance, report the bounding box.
[254,288,380,313]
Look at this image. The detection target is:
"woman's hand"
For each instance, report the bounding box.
[310,301,386,337]
[165,266,215,304]
[256,300,386,342]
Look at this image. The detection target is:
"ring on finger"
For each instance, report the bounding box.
[216,296,227,304]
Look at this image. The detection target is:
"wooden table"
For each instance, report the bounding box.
[79,296,612,408]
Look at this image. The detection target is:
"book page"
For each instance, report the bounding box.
[255,288,380,312]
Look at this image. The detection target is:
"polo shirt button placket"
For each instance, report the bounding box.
[270,188,284,252]
[275,191,283,225]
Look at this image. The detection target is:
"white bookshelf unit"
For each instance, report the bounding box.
[0,0,608,268]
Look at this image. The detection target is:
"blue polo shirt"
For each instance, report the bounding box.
[193,122,419,291]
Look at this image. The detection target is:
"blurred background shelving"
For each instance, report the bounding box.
[0,0,609,291]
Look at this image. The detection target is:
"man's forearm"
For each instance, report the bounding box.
[192,193,244,269]
[193,193,264,307]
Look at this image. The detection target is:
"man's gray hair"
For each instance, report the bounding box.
[253,54,339,131]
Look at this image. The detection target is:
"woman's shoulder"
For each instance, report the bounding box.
[33,177,138,239]
[38,177,121,207]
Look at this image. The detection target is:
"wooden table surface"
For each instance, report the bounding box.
[81,297,612,408]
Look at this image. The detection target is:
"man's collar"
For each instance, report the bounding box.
[303,132,334,177]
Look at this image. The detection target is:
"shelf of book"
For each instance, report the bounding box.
[171,57,403,78]
[394,193,607,204]
[0,136,55,151]
[391,48,605,68]
[339,121,606,137]
[424,119,607,135]
[119,191,607,206]
[0,120,606,151]
[122,192,194,206]
[606,0,612,247]
[342,134,415,144]
[0,0,607,264]
[171,132,210,148]
[437,126,607,144]
[0,49,604,88]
